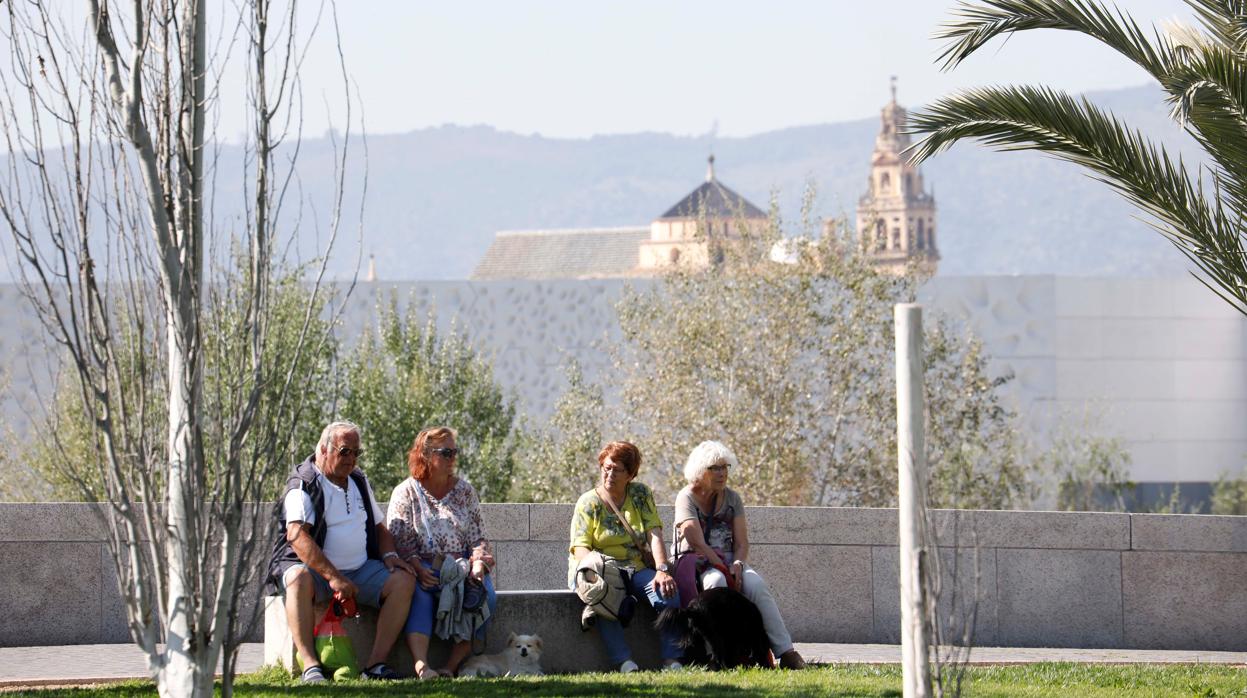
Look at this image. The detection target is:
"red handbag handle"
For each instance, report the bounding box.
[709,561,740,592]
[330,592,359,620]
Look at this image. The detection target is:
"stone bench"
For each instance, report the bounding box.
[264,589,662,675]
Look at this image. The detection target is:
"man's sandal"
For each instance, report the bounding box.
[360,662,401,680]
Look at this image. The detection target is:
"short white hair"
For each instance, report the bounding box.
[318,420,361,453]
[684,440,738,484]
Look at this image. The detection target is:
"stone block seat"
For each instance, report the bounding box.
[264,589,662,675]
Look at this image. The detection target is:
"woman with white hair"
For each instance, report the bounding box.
[673,440,806,669]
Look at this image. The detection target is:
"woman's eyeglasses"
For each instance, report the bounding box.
[708,463,730,473]
[429,447,459,459]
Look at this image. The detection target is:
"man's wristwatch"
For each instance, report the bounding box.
[656,562,670,573]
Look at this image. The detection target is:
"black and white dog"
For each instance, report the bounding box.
[656,587,773,669]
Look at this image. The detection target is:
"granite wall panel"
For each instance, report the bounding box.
[1122,551,1247,650]
[0,541,103,645]
[996,548,1123,648]
[872,546,998,646]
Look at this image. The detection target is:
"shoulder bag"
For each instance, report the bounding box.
[596,486,657,569]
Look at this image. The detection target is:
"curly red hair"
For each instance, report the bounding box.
[408,426,457,481]
[598,440,641,478]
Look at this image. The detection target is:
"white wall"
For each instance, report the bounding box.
[921,276,1247,483]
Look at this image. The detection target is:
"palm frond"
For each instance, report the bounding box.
[1162,42,1247,221]
[1184,0,1247,55]
[937,0,1176,79]
[908,85,1247,312]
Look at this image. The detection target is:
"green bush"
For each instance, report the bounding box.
[340,295,520,501]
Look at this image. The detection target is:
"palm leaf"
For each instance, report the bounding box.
[1184,0,1247,55]
[937,0,1177,78]
[1161,42,1247,222]
[908,85,1247,312]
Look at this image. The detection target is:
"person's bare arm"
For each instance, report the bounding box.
[729,510,750,586]
[376,523,417,576]
[648,527,677,598]
[572,546,598,582]
[649,528,670,568]
[731,510,750,566]
[287,522,357,599]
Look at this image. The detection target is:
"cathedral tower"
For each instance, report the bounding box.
[855,78,938,275]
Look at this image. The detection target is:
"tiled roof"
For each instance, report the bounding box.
[659,180,766,220]
[471,227,650,280]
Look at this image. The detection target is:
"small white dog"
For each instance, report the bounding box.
[458,632,544,677]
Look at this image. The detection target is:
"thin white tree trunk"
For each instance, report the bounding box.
[164,0,210,693]
[163,333,200,698]
[896,303,931,698]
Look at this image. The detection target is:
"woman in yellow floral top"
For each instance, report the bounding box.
[569,441,682,672]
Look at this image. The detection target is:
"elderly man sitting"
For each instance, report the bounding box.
[266,420,416,682]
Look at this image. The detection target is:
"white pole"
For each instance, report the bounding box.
[896,303,931,698]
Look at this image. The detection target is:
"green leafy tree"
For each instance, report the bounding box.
[609,191,1032,508]
[925,328,1034,510]
[341,296,520,501]
[512,361,605,503]
[1210,469,1247,515]
[201,264,339,500]
[1041,412,1136,512]
[0,372,50,502]
[910,0,1247,314]
[18,266,336,503]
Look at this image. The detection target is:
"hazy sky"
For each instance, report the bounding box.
[281,0,1197,139]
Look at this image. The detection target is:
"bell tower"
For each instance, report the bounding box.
[855,77,939,275]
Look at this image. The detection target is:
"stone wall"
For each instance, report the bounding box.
[3,503,1246,650]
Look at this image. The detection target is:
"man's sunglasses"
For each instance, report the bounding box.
[336,446,364,458]
[428,447,459,459]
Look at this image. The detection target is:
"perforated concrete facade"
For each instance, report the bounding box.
[3,275,1242,484]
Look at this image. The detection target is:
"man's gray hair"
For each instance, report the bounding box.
[684,440,739,484]
[318,420,362,453]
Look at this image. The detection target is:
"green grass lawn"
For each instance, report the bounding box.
[6,663,1245,697]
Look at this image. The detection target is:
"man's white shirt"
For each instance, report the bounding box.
[283,471,384,572]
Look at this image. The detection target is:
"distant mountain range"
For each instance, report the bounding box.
[3,84,1204,280]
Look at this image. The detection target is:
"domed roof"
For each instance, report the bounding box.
[658,156,766,220]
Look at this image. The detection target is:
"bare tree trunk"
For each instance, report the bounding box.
[163,0,209,690]
[0,2,360,696]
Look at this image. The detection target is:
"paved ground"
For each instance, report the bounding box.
[795,643,1247,666]
[0,645,266,689]
[1,643,1244,688]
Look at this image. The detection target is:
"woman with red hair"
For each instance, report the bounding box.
[387,426,496,679]
[569,441,683,672]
